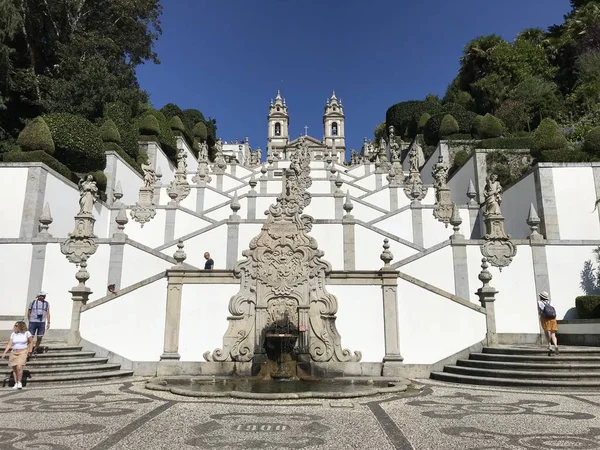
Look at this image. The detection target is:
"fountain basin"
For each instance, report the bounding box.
[146,376,411,400]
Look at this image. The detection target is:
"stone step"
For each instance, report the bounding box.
[469,352,600,363]
[482,346,600,356]
[444,365,600,381]
[22,351,96,359]
[0,357,109,368]
[3,363,122,376]
[430,371,600,388]
[456,359,600,372]
[24,369,134,384]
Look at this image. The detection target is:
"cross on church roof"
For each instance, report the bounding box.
[304,125,309,136]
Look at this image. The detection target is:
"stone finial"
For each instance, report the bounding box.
[115,205,128,236]
[334,172,343,194]
[167,190,179,205]
[249,174,257,189]
[467,179,477,206]
[386,168,397,186]
[450,203,463,237]
[230,191,241,217]
[38,202,53,237]
[260,163,268,177]
[75,259,91,288]
[113,181,123,204]
[527,203,542,239]
[343,190,354,217]
[380,238,394,269]
[156,166,163,183]
[173,240,186,267]
[476,258,498,306]
[410,182,421,203]
[329,165,337,180]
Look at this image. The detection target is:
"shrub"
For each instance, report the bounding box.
[142,110,178,162]
[575,296,600,319]
[192,122,208,142]
[100,119,121,144]
[181,109,207,144]
[17,117,55,154]
[160,103,184,121]
[423,115,443,146]
[89,170,107,193]
[138,114,161,137]
[43,113,106,173]
[445,133,474,140]
[3,150,72,180]
[103,141,142,174]
[478,113,505,139]
[531,118,569,158]
[439,114,459,138]
[473,115,484,136]
[103,102,133,130]
[583,127,600,157]
[486,151,512,187]
[169,116,186,134]
[417,113,431,133]
[442,103,477,135]
[476,137,533,149]
[538,149,589,162]
[449,149,471,177]
[386,100,444,139]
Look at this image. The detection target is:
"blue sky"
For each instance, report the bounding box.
[137,0,572,156]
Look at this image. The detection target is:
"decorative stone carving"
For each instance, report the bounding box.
[114,205,128,236]
[141,161,157,188]
[38,202,53,238]
[343,191,354,218]
[173,239,186,267]
[480,174,517,270]
[432,154,453,226]
[192,163,212,185]
[113,181,123,204]
[527,203,542,240]
[375,138,390,173]
[230,191,241,219]
[212,139,227,174]
[404,144,428,201]
[248,174,257,191]
[61,178,98,265]
[166,148,191,203]
[204,137,360,364]
[450,203,463,237]
[389,126,402,173]
[77,175,99,215]
[467,179,477,205]
[386,167,398,187]
[380,238,393,269]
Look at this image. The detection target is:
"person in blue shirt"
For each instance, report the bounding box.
[28,292,50,353]
[204,252,214,270]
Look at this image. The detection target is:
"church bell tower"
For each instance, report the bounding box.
[267,91,289,154]
[323,91,345,161]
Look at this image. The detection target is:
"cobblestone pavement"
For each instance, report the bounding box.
[1,378,599,449]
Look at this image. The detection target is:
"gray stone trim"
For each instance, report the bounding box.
[25,243,46,315]
[530,243,550,338]
[326,270,398,285]
[473,150,488,204]
[107,242,125,291]
[342,221,355,270]
[125,238,199,269]
[354,220,425,252]
[391,240,451,269]
[535,166,560,239]
[367,205,411,226]
[104,153,119,206]
[357,183,391,200]
[334,196,343,219]
[247,194,257,219]
[226,221,240,269]
[82,271,167,312]
[169,204,217,224]
[154,220,228,252]
[19,167,47,238]
[389,186,398,211]
[230,163,237,178]
[165,269,239,284]
[451,241,470,299]
[468,205,481,239]
[397,271,485,314]
[216,174,224,191]
[164,207,176,243]
[0,315,23,321]
[411,205,424,247]
[196,186,205,214]
[375,173,382,189]
[538,161,600,167]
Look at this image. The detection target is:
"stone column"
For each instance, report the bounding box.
[164,203,176,243]
[26,204,52,315]
[20,166,48,238]
[389,186,398,211]
[535,166,560,240]
[475,258,498,347]
[450,205,470,299]
[161,242,187,360]
[375,173,382,189]
[410,202,424,247]
[380,240,404,375]
[216,174,224,192]
[342,192,355,270]
[226,194,241,269]
[68,262,92,346]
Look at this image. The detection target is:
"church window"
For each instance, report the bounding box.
[277,107,280,111]
[331,122,338,136]
[275,122,281,136]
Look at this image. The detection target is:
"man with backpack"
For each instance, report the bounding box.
[538,291,559,356]
[28,291,51,354]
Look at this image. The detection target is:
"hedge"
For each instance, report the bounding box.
[417,113,431,133]
[17,117,55,154]
[141,110,178,162]
[138,114,161,137]
[476,137,533,149]
[181,109,207,145]
[100,119,121,144]
[103,102,132,130]
[449,149,471,177]
[442,103,477,135]
[192,121,208,142]
[43,113,106,173]
[4,150,72,180]
[169,115,186,134]
[575,296,600,319]
[89,170,107,193]
[531,118,569,158]
[103,141,142,174]
[160,103,184,121]
[440,114,459,138]
[583,127,600,157]
[386,100,444,139]
[538,149,589,162]
[478,113,505,139]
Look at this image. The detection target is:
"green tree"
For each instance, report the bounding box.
[531,118,569,158]
[496,100,530,133]
[583,126,600,156]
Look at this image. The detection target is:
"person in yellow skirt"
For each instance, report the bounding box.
[537,291,559,356]
[1,321,33,389]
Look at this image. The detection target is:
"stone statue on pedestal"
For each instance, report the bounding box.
[78,175,98,215]
[141,161,156,188]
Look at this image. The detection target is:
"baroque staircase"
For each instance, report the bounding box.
[431,345,600,388]
[1,341,133,385]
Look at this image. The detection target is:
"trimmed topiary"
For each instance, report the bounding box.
[17,117,55,154]
[3,150,72,180]
[160,103,184,121]
[138,114,161,138]
[583,127,600,157]
[439,114,459,138]
[538,149,589,162]
[473,115,484,136]
[142,110,178,162]
[43,113,106,173]
[476,137,533,149]
[192,122,208,142]
[89,170,107,193]
[386,100,444,139]
[423,114,444,146]
[531,118,569,158]
[100,119,121,144]
[417,113,431,133]
[169,116,186,134]
[478,113,505,139]
[575,296,600,319]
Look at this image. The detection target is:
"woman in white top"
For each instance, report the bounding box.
[1,321,33,389]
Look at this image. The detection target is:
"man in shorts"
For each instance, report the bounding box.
[28,291,51,353]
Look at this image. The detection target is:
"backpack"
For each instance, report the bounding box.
[542,303,556,319]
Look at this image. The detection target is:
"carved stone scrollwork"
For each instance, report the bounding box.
[211,139,227,175]
[61,177,98,265]
[404,143,428,201]
[432,154,453,226]
[130,186,157,227]
[166,148,191,203]
[204,136,361,363]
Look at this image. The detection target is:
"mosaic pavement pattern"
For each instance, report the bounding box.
[0,378,599,449]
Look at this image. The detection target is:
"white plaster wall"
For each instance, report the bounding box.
[303,197,336,220]
[180,284,239,361]
[402,245,455,294]
[350,201,386,222]
[126,209,166,249]
[327,285,384,362]
[502,171,537,239]
[178,188,197,211]
[226,184,251,197]
[163,225,228,269]
[420,146,442,185]
[267,179,285,194]
[81,244,111,301]
[179,141,198,174]
[347,165,366,177]
[0,167,27,237]
[203,189,231,210]
[340,184,368,198]
[221,174,245,191]
[154,145,176,184]
[422,188,436,205]
[421,208,469,248]
[547,245,599,319]
[466,245,539,333]
[81,277,166,361]
[307,180,331,194]
[362,188,403,210]
[354,225,417,270]
[398,278,486,364]
[375,210,413,243]
[174,210,210,238]
[310,224,344,269]
[44,173,80,238]
[553,167,600,240]
[255,197,276,218]
[93,201,111,239]
[448,155,476,204]
[233,165,253,178]
[204,204,233,222]
[238,223,264,255]
[121,245,172,287]
[112,157,143,206]
[354,174,376,190]
[0,244,32,316]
